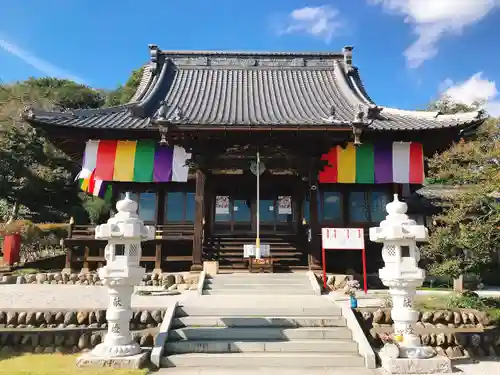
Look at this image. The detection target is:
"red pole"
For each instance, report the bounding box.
[322,247,327,290]
[362,248,367,294]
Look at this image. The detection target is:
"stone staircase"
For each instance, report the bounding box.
[204,234,308,271]
[202,272,315,295]
[161,292,365,369]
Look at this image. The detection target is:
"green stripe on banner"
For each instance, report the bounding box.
[133,140,156,182]
[355,143,375,183]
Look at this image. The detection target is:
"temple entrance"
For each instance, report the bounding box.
[213,195,297,235]
[211,174,301,236]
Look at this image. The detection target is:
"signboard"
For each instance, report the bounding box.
[321,228,367,294]
[321,228,365,250]
[215,196,230,215]
[243,244,255,258]
[278,196,292,215]
[243,244,270,258]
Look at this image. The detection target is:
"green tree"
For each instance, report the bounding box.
[0,78,108,223]
[0,83,80,222]
[105,67,144,106]
[422,100,500,279]
[427,95,482,115]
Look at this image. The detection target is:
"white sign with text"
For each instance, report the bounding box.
[321,228,365,250]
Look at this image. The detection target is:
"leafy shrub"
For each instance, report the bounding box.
[447,292,500,310]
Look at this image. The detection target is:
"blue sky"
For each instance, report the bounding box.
[1,0,500,113]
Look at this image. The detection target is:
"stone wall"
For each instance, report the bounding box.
[0,309,164,354]
[0,271,199,291]
[355,308,500,358]
[318,274,385,291]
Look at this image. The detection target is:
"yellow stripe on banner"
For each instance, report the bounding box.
[337,143,356,183]
[81,178,90,192]
[113,141,137,181]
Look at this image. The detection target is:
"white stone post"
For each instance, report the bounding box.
[370,195,451,374]
[76,193,155,368]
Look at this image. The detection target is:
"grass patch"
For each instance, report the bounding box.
[11,268,40,276]
[414,293,500,326]
[0,353,148,375]
[414,295,453,310]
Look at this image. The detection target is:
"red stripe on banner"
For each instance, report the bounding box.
[88,170,96,194]
[318,148,338,183]
[95,140,118,181]
[409,142,424,184]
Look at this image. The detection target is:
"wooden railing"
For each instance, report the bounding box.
[66,223,195,241]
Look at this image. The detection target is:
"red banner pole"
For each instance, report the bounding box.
[362,247,367,294]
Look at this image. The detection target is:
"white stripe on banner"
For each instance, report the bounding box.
[79,140,99,179]
[172,146,192,182]
[92,180,103,197]
[392,142,411,183]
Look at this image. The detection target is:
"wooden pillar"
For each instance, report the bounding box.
[63,219,74,272]
[82,246,90,273]
[191,169,206,272]
[154,243,162,274]
[309,182,322,270]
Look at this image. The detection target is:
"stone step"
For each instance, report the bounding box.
[165,339,358,354]
[169,327,351,341]
[202,289,315,295]
[170,316,347,329]
[175,306,342,317]
[161,353,365,368]
[202,289,315,296]
[205,279,309,285]
[203,283,312,290]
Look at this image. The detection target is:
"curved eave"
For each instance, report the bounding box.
[337,62,488,130]
[128,63,155,102]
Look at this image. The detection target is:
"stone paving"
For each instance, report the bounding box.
[0,284,190,310]
[153,360,500,375]
[1,284,499,374]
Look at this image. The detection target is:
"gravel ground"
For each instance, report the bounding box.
[0,284,195,310]
[453,359,500,374]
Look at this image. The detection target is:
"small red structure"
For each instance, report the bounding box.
[2,234,21,265]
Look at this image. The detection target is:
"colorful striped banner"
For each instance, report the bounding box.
[319,142,425,184]
[77,174,112,200]
[79,140,192,183]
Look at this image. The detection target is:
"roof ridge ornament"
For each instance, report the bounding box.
[322,106,344,125]
[148,44,160,74]
[351,104,377,147]
[342,46,354,72]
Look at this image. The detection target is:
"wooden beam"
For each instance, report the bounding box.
[191,169,206,271]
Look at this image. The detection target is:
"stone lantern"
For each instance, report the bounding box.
[370,194,451,374]
[77,192,155,369]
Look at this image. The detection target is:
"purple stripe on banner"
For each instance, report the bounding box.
[374,143,393,183]
[153,147,174,182]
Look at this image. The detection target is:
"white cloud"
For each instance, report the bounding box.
[442,72,500,116]
[369,0,500,67]
[280,5,343,43]
[0,36,87,85]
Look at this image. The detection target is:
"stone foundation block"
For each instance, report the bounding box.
[75,350,149,369]
[381,355,452,374]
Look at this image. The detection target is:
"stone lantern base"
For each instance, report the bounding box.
[380,355,452,374]
[76,351,149,369]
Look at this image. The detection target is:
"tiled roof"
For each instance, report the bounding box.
[25,46,486,131]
